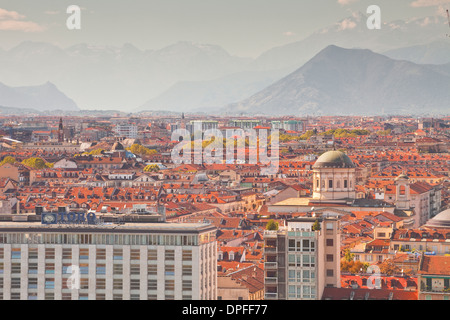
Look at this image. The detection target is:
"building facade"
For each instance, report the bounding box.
[418,255,450,300]
[312,151,356,201]
[114,124,138,139]
[0,220,217,300]
[263,217,341,300]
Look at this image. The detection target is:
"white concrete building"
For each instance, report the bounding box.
[114,124,138,139]
[0,220,217,300]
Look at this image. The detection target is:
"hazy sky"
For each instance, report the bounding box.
[0,0,448,57]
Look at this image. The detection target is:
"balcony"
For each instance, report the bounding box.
[264,261,278,269]
[264,246,277,253]
[264,230,279,239]
[420,284,450,294]
[264,292,278,300]
[265,277,278,284]
[288,231,315,238]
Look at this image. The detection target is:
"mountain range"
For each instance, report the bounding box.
[250,13,450,72]
[0,41,252,110]
[0,81,79,112]
[382,41,450,65]
[0,12,449,114]
[225,45,450,116]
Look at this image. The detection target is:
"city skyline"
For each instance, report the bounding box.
[1,0,450,306]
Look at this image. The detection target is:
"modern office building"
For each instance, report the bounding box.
[282,120,304,132]
[228,120,261,130]
[270,120,304,132]
[114,124,138,139]
[186,121,219,135]
[0,217,217,300]
[263,216,341,300]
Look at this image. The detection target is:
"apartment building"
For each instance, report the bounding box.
[390,209,450,255]
[114,124,138,139]
[418,255,450,300]
[263,216,341,300]
[0,219,217,300]
[186,121,219,135]
[228,120,261,130]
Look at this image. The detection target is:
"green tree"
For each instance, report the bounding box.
[144,164,160,172]
[0,156,16,166]
[88,148,104,155]
[266,219,279,231]
[343,249,355,262]
[128,144,157,156]
[376,129,391,136]
[312,220,321,231]
[22,157,52,169]
[341,260,369,274]
[299,130,315,140]
[379,259,401,276]
[280,134,301,142]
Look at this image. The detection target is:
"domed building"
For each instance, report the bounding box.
[268,150,395,218]
[312,150,356,200]
[425,208,450,229]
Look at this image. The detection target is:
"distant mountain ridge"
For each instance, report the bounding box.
[0,41,252,110]
[252,13,450,72]
[137,68,290,112]
[383,41,450,65]
[225,45,450,116]
[0,13,448,111]
[0,81,79,111]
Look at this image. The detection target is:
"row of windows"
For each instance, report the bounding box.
[0,248,194,262]
[2,277,193,292]
[288,239,316,252]
[288,269,316,283]
[0,232,213,246]
[0,263,194,276]
[316,179,351,190]
[3,294,194,301]
[288,285,317,299]
[393,244,449,254]
[288,254,316,268]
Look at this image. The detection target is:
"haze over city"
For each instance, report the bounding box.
[0,0,450,306]
[0,0,450,112]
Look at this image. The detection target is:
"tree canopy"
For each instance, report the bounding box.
[266,219,279,231]
[144,164,160,172]
[0,156,16,167]
[319,128,371,138]
[312,220,321,231]
[127,144,157,156]
[22,157,53,169]
[341,260,369,274]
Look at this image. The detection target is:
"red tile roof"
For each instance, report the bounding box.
[418,255,450,275]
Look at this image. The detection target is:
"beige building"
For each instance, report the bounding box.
[390,209,450,255]
[0,219,217,300]
[21,142,80,153]
[217,276,249,300]
[312,151,356,201]
[263,216,341,300]
[217,265,264,300]
[418,255,450,300]
[0,163,30,186]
